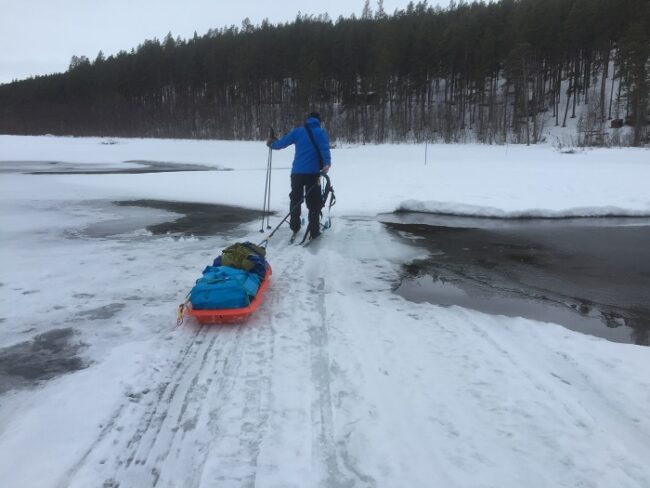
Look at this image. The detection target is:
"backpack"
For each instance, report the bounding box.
[215,242,267,279]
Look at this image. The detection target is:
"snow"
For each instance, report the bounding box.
[2,135,649,218]
[0,135,649,488]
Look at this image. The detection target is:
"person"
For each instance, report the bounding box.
[266,112,331,240]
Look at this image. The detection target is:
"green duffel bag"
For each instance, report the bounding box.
[220,242,266,272]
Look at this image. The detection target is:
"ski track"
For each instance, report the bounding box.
[24,220,650,488]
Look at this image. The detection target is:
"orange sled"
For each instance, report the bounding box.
[182,264,272,325]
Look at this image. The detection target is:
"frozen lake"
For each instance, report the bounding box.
[1,137,649,488]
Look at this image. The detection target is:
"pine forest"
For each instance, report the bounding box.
[0,0,648,145]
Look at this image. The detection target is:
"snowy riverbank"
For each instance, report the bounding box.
[2,134,650,218]
[1,135,649,488]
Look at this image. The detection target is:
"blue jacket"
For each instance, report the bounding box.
[271,117,331,174]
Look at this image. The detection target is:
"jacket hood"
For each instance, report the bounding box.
[306,117,321,127]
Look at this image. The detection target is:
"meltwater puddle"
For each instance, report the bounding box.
[76,200,266,238]
[0,328,87,393]
[383,214,650,346]
[115,200,266,236]
[0,160,227,175]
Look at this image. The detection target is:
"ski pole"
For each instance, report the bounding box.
[266,127,274,229]
[260,127,274,232]
[260,157,269,232]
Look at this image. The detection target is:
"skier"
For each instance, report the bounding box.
[266,112,331,241]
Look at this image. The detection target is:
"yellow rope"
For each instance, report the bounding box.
[177,303,185,326]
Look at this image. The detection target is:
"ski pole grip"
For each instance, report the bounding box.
[269,127,275,139]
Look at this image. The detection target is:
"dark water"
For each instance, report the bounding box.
[76,200,266,238]
[383,213,650,346]
[115,200,266,236]
[0,328,87,393]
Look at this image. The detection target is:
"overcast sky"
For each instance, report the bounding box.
[0,0,450,85]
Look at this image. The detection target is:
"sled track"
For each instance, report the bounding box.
[60,310,275,487]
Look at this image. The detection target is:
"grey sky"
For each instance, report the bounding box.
[0,0,450,85]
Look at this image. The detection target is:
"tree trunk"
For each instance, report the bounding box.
[608,58,616,120]
[616,68,623,119]
[571,58,578,118]
[555,66,562,126]
[584,54,591,106]
[600,45,610,123]
[562,67,573,127]
[523,54,530,145]
[503,80,509,141]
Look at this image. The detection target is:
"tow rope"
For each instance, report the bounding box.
[176,142,335,327]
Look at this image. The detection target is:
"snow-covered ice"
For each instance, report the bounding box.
[0,135,649,488]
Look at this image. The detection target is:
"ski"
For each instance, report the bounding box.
[301,233,323,247]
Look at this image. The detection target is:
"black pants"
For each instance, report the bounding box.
[290,173,322,237]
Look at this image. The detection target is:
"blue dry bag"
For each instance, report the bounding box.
[190,266,261,310]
